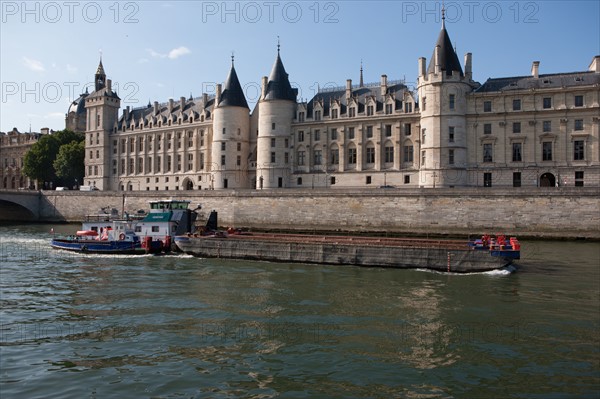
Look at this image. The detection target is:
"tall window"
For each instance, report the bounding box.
[405,102,412,113]
[366,147,375,164]
[385,103,393,114]
[448,126,455,142]
[484,123,492,134]
[366,126,373,138]
[221,142,226,151]
[542,142,552,161]
[314,130,320,141]
[298,131,304,142]
[348,148,357,164]
[449,94,455,110]
[574,140,584,161]
[448,149,454,165]
[297,151,305,166]
[367,105,374,116]
[313,150,322,165]
[574,119,583,131]
[575,171,584,187]
[331,128,338,140]
[512,143,522,162]
[422,97,426,111]
[330,148,339,165]
[421,128,426,144]
[270,138,276,148]
[331,109,338,119]
[513,99,521,111]
[349,107,356,117]
[385,125,392,137]
[403,145,414,163]
[385,146,394,163]
[404,124,411,136]
[221,155,226,166]
[483,101,492,112]
[298,112,305,122]
[270,152,276,163]
[574,95,584,107]
[421,150,426,166]
[484,172,492,187]
[315,110,321,121]
[483,144,493,162]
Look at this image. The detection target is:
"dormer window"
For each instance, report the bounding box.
[331,109,338,119]
[349,107,356,118]
[367,105,374,116]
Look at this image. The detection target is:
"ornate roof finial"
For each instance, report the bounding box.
[231,51,235,66]
[441,1,446,29]
[277,36,280,54]
[359,60,364,88]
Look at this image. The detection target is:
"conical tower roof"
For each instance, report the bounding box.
[264,49,296,101]
[96,59,106,76]
[219,58,249,108]
[427,17,463,77]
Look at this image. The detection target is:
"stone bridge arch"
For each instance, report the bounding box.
[0,191,40,221]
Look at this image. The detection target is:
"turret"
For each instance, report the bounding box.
[256,44,297,189]
[211,56,251,189]
[417,9,474,188]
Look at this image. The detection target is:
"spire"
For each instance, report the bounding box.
[264,44,297,101]
[426,8,463,77]
[359,60,364,87]
[218,57,249,108]
[95,55,106,92]
[441,1,446,29]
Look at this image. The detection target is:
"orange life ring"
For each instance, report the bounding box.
[119,233,126,241]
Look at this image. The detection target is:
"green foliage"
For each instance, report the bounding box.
[23,129,84,187]
[53,140,85,184]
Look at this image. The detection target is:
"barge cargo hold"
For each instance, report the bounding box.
[174,233,520,273]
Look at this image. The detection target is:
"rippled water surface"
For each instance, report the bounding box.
[1,224,599,398]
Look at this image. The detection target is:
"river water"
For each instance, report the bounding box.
[0,224,598,398]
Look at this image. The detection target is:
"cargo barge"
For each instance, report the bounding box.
[174,230,520,273]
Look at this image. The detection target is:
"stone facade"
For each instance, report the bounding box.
[79,19,600,191]
[26,189,600,239]
[0,128,48,189]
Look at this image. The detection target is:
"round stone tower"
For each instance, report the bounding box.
[211,57,251,189]
[417,13,476,187]
[256,46,297,189]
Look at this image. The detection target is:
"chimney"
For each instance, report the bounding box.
[531,61,540,78]
[434,46,441,74]
[215,84,222,105]
[153,101,159,115]
[589,55,600,73]
[202,92,208,105]
[168,98,174,113]
[418,57,427,78]
[345,79,352,102]
[261,76,268,99]
[106,79,112,92]
[464,53,472,79]
[380,74,388,96]
[180,96,186,111]
[124,106,130,121]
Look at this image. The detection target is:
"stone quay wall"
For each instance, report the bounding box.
[31,187,600,239]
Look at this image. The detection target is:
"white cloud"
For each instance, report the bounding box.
[23,57,45,72]
[66,64,78,74]
[168,46,190,59]
[147,46,191,60]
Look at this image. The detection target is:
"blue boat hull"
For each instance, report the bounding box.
[51,238,145,254]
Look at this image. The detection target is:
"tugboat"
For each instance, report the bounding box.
[51,220,160,254]
[50,200,199,255]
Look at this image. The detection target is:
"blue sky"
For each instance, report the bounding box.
[1,0,599,133]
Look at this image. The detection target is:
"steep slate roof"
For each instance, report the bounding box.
[305,82,409,117]
[475,71,600,93]
[427,19,463,77]
[116,96,215,130]
[264,52,297,101]
[96,59,106,75]
[219,62,249,108]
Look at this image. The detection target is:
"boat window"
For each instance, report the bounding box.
[152,226,160,232]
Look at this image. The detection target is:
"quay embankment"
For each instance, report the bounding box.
[0,187,598,239]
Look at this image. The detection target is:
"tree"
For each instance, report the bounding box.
[23,129,84,188]
[53,140,85,187]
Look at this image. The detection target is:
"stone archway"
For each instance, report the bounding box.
[183,178,194,190]
[540,172,556,187]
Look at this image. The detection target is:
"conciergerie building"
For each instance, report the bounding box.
[69,16,600,191]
